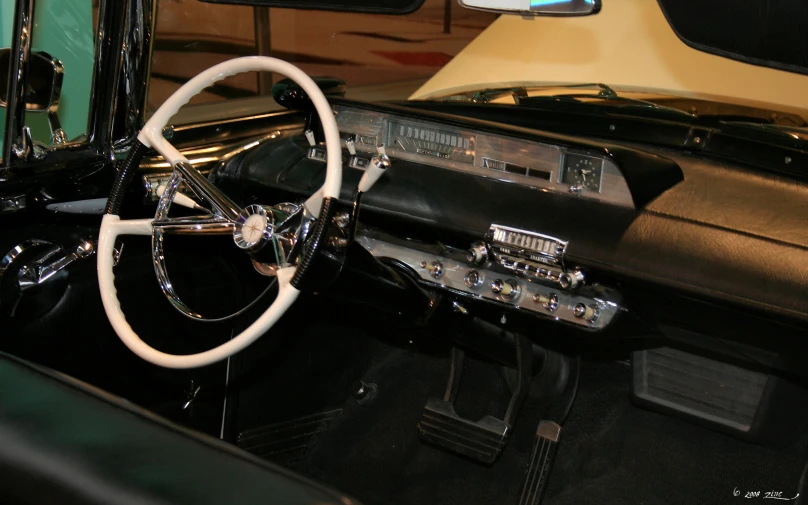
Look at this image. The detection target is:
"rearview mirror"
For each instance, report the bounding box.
[459,0,601,16]
[0,48,64,112]
[272,76,347,110]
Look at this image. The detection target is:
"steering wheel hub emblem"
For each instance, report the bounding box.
[234,204,273,251]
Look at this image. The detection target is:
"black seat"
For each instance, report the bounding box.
[0,352,358,505]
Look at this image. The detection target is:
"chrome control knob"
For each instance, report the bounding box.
[573,303,599,322]
[464,270,483,289]
[421,260,444,279]
[533,293,559,312]
[370,154,391,170]
[491,279,519,299]
[559,270,585,289]
[466,242,488,264]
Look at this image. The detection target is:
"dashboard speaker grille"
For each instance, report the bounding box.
[633,347,768,432]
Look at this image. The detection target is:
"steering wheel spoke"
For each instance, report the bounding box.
[174,161,241,222]
[152,215,234,235]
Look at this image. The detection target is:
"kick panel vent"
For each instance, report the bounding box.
[633,347,768,432]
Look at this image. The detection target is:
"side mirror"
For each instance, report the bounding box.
[0,49,67,145]
[459,0,601,16]
[0,49,64,112]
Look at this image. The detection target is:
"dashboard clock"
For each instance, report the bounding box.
[560,153,604,192]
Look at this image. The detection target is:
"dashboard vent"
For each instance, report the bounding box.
[633,347,768,432]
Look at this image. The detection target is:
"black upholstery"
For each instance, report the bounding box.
[0,352,359,505]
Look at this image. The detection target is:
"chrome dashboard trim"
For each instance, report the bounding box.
[356,233,622,330]
[332,105,634,208]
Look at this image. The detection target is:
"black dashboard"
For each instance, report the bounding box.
[214,98,808,377]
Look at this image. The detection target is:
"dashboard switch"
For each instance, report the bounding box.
[466,242,488,264]
[573,303,599,322]
[464,270,483,289]
[357,154,390,193]
[304,129,316,147]
[492,279,520,300]
[346,138,357,155]
[533,293,559,312]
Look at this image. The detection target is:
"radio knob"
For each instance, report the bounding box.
[573,303,599,322]
[464,270,483,289]
[420,260,444,279]
[466,242,488,264]
[533,293,559,312]
[492,279,520,299]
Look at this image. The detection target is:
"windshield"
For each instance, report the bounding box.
[147,0,497,120]
[147,0,808,143]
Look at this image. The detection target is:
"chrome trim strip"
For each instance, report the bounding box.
[139,131,283,173]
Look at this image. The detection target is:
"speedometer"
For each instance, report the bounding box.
[386,120,476,164]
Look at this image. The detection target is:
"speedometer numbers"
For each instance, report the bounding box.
[560,153,604,193]
[386,120,476,164]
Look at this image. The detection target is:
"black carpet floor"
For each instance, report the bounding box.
[236,334,808,505]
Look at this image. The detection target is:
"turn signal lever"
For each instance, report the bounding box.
[346,144,391,240]
[357,144,390,193]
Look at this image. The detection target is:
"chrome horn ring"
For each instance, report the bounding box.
[151,171,315,321]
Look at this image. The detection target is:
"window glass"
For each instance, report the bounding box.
[148,0,496,118]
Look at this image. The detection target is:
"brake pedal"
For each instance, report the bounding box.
[418,336,533,464]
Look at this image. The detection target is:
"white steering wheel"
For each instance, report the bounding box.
[97,56,342,369]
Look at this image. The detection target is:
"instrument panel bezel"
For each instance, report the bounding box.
[315,98,686,209]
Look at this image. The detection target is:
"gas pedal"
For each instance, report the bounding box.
[518,421,561,505]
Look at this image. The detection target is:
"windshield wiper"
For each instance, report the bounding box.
[714,121,808,146]
[466,83,695,121]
